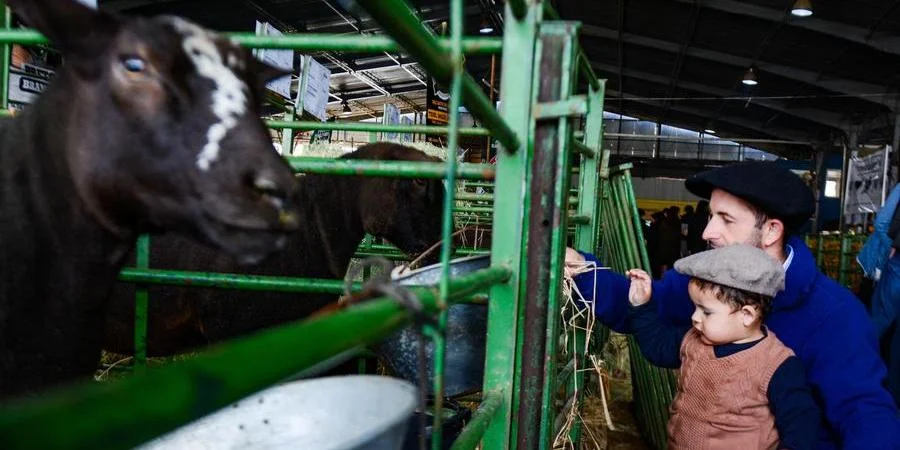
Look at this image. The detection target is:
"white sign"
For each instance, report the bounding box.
[845,146,891,216]
[383,103,400,142]
[302,57,330,122]
[401,116,413,142]
[8,64,54,108]
[254,21,294,100]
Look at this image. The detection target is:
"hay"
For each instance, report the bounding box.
[552,260,617,450]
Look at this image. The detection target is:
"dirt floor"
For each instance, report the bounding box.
[577,333,653,450]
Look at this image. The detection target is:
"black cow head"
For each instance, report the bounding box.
[350,144,447,264]
[9,0,299,264]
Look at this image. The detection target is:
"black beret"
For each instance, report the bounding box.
[685,161,815,231]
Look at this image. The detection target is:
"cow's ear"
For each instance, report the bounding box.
[8,0,120,60]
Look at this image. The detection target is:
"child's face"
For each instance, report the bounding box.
[688,283,760,345]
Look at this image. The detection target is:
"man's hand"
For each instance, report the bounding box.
[626,268,652,306]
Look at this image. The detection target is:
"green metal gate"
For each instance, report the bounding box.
[0,0,640,448]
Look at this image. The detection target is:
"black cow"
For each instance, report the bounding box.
[104,143,445,356]
[0,0,299,398]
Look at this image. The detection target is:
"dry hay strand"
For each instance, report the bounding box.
[552,259,616,450]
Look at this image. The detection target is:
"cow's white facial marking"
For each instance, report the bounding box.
[166,17,248,171]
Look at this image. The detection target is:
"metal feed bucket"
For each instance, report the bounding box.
[375,254,490,397]
[138,375,417,450]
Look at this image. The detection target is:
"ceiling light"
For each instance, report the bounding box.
[704,128,716,134]
[791,0,813,17]
[479,16,494,34]
[741,67,758,86]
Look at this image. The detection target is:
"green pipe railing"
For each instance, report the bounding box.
[133,235,150,371]
[353,0,520,153]
[0,30,502,54]
[266,120,490,136]
[286,157,495,180]
[450,393,503,450]
[0,1,9,110]
[0,266,511,450]
[119,268,358,295]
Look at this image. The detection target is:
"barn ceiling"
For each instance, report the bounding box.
[96,0,900,159]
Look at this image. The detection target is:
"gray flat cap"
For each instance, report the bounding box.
[673,244,785,297]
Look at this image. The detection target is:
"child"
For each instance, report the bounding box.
[626,244,820,450]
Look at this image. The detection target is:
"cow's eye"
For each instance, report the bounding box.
[122,56,146,73]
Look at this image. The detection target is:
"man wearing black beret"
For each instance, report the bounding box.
[568,161,900,449]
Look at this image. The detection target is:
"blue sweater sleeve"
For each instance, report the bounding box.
[803,297,900,449]
[766,356,820,450]
[626,300,687,369]
[572,253,694,333]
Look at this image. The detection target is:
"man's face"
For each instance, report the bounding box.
[702,189,764,249]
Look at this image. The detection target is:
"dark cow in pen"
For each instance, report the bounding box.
[0,0,300,399]
[104,143,446,356]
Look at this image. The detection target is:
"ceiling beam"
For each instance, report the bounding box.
[675,0,900,57]
[582,24,897,109]
[591,61,847,130]
[607,88,818,144]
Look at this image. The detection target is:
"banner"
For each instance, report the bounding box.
[383,103,400,142]
[254,21,294,100]
[844,146,892,216]
[302,57,331,121]
[425,77,449,146]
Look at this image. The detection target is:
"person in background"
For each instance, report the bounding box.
[859,182,900,405]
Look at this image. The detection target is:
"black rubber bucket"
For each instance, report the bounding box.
[375,255,490,397]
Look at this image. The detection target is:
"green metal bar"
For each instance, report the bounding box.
[266,120,490,136]
[0,3,10,110]
[454,205,495,214]
[286,157,494,180]
[839,234,849,287]
[566,82,605,445]
[0,30,503,54]
[569,214,590,225]
[133,235,150,371]
[431,0,467,444]
[0,266,511,450]
[571,139,596,158]
[512,20,578,450]
[483,1,541,448]
[456,193,495,202]
[353,0,521,153]
[449,393,503,450]
[119,268,357,294]
[542,0,600,92]
[532,96,587,120]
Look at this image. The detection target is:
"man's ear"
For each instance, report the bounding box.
[761,218,785,248]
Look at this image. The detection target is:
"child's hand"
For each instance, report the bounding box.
[626,269,652,306]
[564,247,586,277]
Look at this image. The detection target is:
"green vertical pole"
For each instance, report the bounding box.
[432,0,465,446]
[532,21,579,450]
[839,233,849,287]
[133,234,150,371]
[482,1,538,449]
[0,2,10,110]
[565,82,604,446]
[816,234,824,270]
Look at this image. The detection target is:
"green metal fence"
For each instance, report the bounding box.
[597,164,675,450]
[0,1,617,449]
